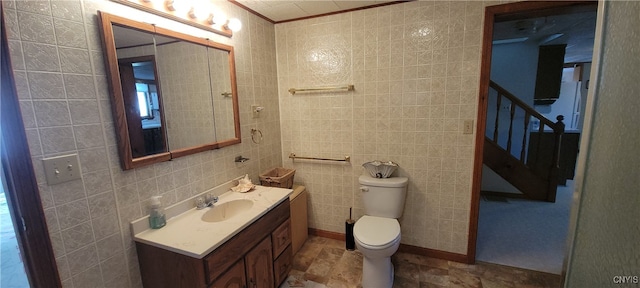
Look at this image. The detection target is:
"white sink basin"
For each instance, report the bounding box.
[201,199,254,223]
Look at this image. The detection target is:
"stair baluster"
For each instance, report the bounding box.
[485,81,565,202]
[520,112,530,161]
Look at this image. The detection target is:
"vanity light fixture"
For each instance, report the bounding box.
[165,0,190,14]
[189,0,212,21]
[110,0,241,37]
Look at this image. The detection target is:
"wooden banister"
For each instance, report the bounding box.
[490,80,557,128]
[486,80,565,202]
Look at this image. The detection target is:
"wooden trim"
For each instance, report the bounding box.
[227,0,275,24]
[154,26,210,46]
[0,3,61,286]
[308,228,345,241]
[468,0,598,265]
[228,0,411,24]
[275,1,412,24]
[98,11,243,170]
[398,244,468,264]
[308,228,466,263]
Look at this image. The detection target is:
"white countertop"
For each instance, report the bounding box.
[132,185,292,259]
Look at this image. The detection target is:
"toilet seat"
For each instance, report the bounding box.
[354,215,400,249]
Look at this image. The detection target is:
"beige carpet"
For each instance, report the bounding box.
[476,181,574,274]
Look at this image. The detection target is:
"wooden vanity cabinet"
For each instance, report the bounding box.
[136,199,292,288]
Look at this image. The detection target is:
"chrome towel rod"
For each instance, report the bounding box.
[288,84,354,95]
[288,153,351,163]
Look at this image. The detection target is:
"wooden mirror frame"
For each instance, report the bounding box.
[98,11,241,170]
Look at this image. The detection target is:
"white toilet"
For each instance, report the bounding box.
[354,174,408,288]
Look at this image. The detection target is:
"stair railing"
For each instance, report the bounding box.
[487,80,564,201]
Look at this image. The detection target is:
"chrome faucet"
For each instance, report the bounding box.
[196,193,219,210]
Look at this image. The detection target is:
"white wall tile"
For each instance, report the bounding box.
[33,100,71,126]
[72,265,104,288]
[275,1,480,254]
[59,47,92,74]
[17,11,56,44]
[61,222,95,252]
[63,74,97,99]
[56,199,91,230]
[28,71,65,99]
[22,42,60,72]
[66,245,99,276]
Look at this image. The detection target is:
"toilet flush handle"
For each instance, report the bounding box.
[359,186,369,192]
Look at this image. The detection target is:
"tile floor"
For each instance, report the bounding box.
[289,235,563,288]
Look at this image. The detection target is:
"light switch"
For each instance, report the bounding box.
[42,154,81,185]
[463,120,474,134]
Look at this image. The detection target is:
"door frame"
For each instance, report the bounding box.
[1,3,62,287]
[467,0,599,265]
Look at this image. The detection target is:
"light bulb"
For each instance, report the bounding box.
[190,0,211,20]
[212,11,227,25]
[226,18,242,32]
[166,0,191,15]
[149,0,165,7]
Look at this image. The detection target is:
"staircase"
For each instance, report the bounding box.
[484,81,564,202]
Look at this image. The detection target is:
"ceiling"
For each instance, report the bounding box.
[232,0,402,23]
[493,10,597,63]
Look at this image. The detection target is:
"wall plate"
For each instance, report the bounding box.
[42,154,81,185]
[463,120,474,134]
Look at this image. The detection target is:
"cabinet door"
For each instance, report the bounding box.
[271,219,291,258]
[245,237,274,288]
[211,259,246,288]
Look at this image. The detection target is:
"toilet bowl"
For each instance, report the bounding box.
[354,215,401,288]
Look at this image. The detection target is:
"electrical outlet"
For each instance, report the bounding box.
[463,120,474,134]
[42,154,81,185]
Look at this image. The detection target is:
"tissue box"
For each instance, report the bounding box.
[259,168,295,189]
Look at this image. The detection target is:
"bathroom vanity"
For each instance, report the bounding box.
[131,186,293,288]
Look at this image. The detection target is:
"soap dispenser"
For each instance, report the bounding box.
[148,196,166,229]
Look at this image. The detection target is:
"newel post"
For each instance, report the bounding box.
[546,115,565,202]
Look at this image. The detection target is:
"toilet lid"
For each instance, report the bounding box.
[354,216,400,247]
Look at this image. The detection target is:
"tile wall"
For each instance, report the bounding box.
[276,1,487,254]
[4,0,281,286]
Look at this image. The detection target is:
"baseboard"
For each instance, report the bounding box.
[397,243,468,263]
[308,228,468,263]
[308,228,345,241]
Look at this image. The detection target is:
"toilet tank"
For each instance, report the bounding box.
[358,175,408,218]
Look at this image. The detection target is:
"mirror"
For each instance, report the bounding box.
[98,11,241,170]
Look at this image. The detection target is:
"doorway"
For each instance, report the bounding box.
[0,167,30,287]
[468,0,599,275]
[1,2,61,286]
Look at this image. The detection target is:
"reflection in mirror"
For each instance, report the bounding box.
[98,12,241,170]
[113,26,168,158]
[208,47,236,141]
[155,36,217,151]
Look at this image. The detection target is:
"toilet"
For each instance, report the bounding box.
[354,174,408,288]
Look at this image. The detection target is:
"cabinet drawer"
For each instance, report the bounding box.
[273,245,292,287]
[271,219,291,258]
